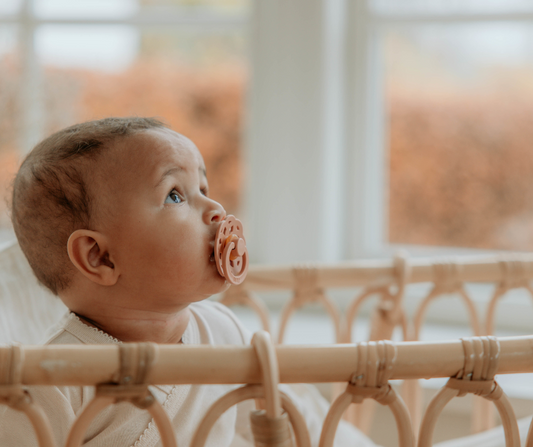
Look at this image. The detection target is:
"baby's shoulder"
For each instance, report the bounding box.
[188,300,252,346]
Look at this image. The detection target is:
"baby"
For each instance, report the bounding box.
[1,117,375,447]
[12,117,226,345]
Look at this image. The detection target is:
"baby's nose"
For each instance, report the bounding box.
[206,204,226,224]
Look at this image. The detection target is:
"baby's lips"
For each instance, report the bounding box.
[214,215,249,285]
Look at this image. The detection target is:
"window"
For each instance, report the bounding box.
[0,0,249,242]
[243,0,533,261]
[381,2,533,251]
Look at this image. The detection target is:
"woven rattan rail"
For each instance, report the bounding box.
[1,334,533,447]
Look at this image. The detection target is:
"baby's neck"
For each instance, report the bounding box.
[73,307,191,344]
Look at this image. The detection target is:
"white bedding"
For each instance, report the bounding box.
[0,241,67,344]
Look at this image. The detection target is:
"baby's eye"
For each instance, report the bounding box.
[165,189,183,204]
[201,187,209,197]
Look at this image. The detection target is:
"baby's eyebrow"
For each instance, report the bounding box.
[155,167,182,188]
[200,167,207,178]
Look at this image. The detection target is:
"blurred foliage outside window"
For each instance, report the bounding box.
[387,25,533,251]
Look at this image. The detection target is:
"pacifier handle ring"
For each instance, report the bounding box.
[222,241,248,285]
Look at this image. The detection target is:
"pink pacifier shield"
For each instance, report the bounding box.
[214,215,249,285]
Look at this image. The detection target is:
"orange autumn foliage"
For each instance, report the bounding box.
[2,58,533,251]
[389,89,533,250]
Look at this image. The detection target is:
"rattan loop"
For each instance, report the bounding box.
[191,385,310,447]
[321,379,413,447]
[252,331,282,419]
[279,266,343,343]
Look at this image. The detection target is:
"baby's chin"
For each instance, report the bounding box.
[219,280,232,294]
[195,273,232,300]
[210,274,232,295]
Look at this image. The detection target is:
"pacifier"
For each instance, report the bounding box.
[214,215,249,285]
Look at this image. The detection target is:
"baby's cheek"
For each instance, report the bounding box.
[170,242,202,268]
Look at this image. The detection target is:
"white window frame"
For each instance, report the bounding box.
[246,0,533,265]
[368,2,533,258]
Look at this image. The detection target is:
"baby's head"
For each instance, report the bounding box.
[11,117,228,314]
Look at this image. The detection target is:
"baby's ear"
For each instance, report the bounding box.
[67,229,119,286]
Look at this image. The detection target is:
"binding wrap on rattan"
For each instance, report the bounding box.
[65,342,177,447]
[278,265,342,343]
[0,344,56,447]
[319,340,414,447]
[486,257,533,335]
[418,336,520,447]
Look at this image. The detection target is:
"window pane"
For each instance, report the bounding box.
[0,0,21,17]
[34,0,137,19]
[35,25,140,71]
[34,0,247,19]
[139,0,248,13]
[386,23,533,250]
[372,0,533,15]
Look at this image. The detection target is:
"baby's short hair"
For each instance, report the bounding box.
[10,116,166,295]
